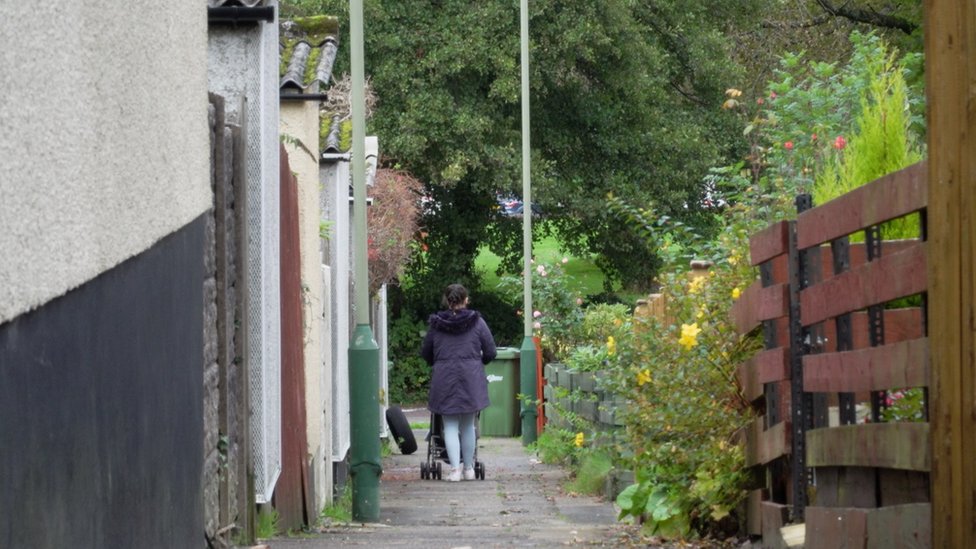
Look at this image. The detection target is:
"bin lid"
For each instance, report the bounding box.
[494,347,520,359]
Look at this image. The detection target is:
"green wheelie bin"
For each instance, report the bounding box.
[479,347,521,437]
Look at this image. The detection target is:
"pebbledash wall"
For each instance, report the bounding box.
[0,3,210,548]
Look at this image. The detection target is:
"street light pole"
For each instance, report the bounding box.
[519,0,539,445]
[348,0,381,522]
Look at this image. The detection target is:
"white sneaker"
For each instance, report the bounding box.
[446,467,461,482]
[463,467,476,481]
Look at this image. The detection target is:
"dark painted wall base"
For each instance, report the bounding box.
[0,216,206,549]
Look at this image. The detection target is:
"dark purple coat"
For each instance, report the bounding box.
[421,309,497,415]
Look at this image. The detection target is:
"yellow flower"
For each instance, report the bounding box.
[574,432,585,448]
[606,336,617,356]
[696,307,706,319]
[679,323,701,350]
[687,276,706,294]
[731,287,741,300]
[728,254,739,266]
[636,369,651,386]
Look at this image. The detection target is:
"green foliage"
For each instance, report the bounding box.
[566,449,614,496]
[256,508,280,539]
[532,426,577,467]
[289,0,760,292]
[386,315,429,404]
[497,260,584,363]
[812,35,923,240]
[880,388,926,422]
[321,483,352,523]
[603,30,926,539]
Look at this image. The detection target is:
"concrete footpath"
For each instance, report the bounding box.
[267,407,628,548]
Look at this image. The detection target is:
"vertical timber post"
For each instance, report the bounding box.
[788,194,812,521]
[348,0,381,522]
[925,1,976,546]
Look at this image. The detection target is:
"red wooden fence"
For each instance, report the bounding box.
[732,162,930,548]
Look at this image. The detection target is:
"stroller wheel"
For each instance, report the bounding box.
[475,461,485,480]
[435,461,443,480]
[421,461,429,480]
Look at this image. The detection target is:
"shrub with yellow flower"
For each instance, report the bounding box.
[679,323,701,350]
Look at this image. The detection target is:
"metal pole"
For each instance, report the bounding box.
[349,0,381,522]
[519,0,539,445]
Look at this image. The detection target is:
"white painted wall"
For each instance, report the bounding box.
[207,4,281,504]
[0,1,210,324]
[321,159,351,462]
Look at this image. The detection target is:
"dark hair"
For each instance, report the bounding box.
[442,284,468,310]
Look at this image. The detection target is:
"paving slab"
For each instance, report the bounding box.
[267,408,626,548]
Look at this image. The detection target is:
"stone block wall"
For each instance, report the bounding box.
[205,93,250,545]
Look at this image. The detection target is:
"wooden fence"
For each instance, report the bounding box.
[732,162,930,548]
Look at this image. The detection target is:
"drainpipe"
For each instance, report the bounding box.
[348,0,381,523]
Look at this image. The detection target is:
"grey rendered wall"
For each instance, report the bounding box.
[0,2,211,323]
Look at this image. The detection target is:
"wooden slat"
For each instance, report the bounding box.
[820,308,924,352]
[796,162,927,249]
[761,501,791,548]
[813,240,920,283]
[805,504,931,549]
[732,280,790,334]
[746,489,764,536]
[803,337,929,393]
[744,418,791,467]
[800,243,927,326]
[805,507,869,549]
[738,347,790,402]
[806,423,930,471]
[879,469,930,506]
[812,466,878,508]
[750,220,790,266]
[866,503,931,548]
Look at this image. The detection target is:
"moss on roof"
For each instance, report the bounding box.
[279,15,339,81]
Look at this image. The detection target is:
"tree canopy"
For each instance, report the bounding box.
[281,0,925,297]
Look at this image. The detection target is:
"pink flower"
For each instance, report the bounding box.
[533,321,542,330]
[576,297,583,306]
[769,91,777,99]
[833,135,847,150]
[536,265,545,275]
[811,133,817,141]
[756,98,764,105]
[533,310,542,318]
[784,141,794,151]
[561,257,569,264]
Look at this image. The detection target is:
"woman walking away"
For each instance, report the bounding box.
[421,284,497,481]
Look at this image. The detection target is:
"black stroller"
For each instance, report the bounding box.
[420,412,486,480]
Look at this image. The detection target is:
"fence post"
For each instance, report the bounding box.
[788,193,812,521]
[925,1,976,545]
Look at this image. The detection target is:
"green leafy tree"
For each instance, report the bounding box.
[283,0,761,295]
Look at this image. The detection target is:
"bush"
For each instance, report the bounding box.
[387,315,429,405]
[497,260,585,363]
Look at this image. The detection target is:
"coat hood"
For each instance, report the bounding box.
[428,309,481,335]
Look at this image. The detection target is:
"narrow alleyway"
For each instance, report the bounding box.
[268,408,628,548]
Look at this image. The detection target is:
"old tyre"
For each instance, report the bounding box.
[386,406,418,455]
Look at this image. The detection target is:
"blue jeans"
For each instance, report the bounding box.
[441,412,476,469]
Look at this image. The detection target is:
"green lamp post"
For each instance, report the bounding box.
[349,0,381,522]
[519,0,539,445]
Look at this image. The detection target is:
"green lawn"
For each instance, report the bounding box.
[476,234,609,298]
